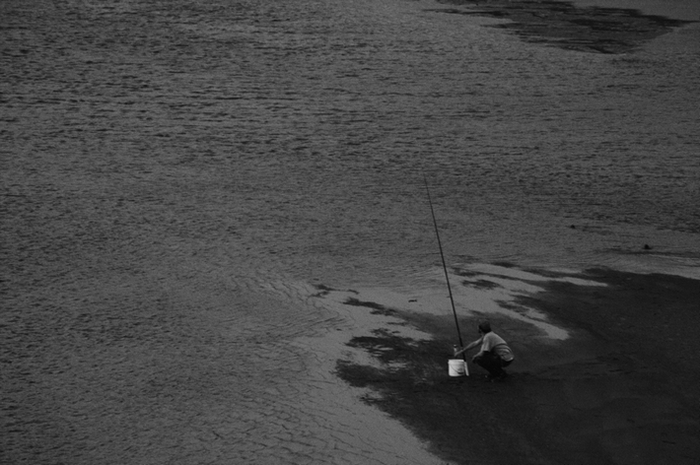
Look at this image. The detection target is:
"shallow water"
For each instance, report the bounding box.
[2,0,699,463]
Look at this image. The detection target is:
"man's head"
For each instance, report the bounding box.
[478,321,492,334]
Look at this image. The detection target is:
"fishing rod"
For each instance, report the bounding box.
[423,174,465,351]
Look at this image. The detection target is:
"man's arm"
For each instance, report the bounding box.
[471,333,493,361]
[454,336,482,356]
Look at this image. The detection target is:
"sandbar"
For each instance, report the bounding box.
[324,265,700,464]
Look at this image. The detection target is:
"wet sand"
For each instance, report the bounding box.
[328,266,700,465]
[429,0,694,53]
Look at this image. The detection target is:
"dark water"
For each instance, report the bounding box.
[2,0,699,463]
[573,0,700,21]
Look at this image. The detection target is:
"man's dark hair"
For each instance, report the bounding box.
[478,321,492,333]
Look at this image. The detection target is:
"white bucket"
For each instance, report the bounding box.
[448,359,469,377]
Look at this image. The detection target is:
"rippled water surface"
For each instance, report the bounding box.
[2,0,699,463]
[3,0,700,280]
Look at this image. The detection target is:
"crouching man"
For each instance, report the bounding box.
[455,321,514,380]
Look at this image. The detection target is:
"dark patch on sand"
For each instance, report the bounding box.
[462,278,502,289]
[335,268,700,465]
[310,284,359,298]
[428,0,693,53]
[345,328,426,364]
[310,284,335,298]
[344,297,398,316]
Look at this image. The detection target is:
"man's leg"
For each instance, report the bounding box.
[474,352,505,378]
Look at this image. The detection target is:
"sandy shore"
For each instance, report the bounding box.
[321,265,700,465]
